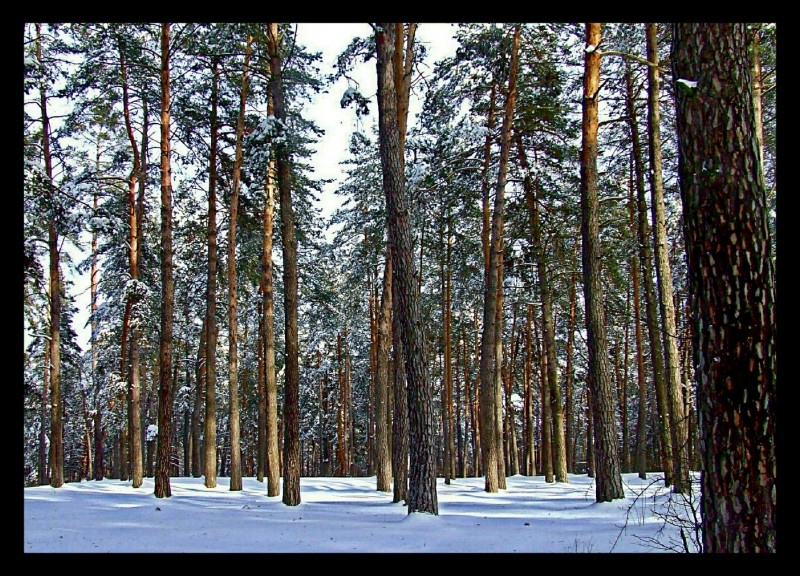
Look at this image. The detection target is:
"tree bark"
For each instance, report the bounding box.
[671,22,776,553]
[376,22,437,515]
[579,22,624,502]
[204,57,220,489]
[154,21,175,499]
[267,22,302,506]
[375,250,393,492]
[623,62,673,487]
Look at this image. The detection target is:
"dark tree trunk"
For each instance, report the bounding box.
[376,22,437,515]
[267,23,302,506]
[154,22,175,499]
[671,22,776,553]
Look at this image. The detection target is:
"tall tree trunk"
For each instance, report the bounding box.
[579,22,624,502]
[623,63,673,487]
[154,22,175,499]
[479,24,520,493]
[227,34,253,492]
[645,23,690,492]
[493,252,507,489]
[671,22,776,553]
[390,22,415,505]
[267,23,302,506]
[376,22,437,515]
[261,92,281,497]
[204,58,220,489]
[37,24,63,489]
[517,137,568,482]
[119,44,143,489]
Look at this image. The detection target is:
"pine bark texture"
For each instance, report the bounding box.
[376,22,437,515]
[671,22,776,553]
[154,22,175,499]
[579,23,624,502]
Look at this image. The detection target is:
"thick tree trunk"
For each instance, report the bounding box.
[579,22,624,502]
[154,22,175,499]
[390,22,415,504]
[672,22,776,553]
[376,22,437,515]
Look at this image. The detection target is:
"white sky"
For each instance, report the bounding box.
[23,472,699,552]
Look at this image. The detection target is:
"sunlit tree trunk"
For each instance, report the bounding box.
[579,22,624,502]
